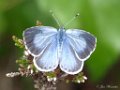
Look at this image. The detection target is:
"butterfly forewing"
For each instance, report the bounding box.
[66,29,96,61]
[23,26,57,56]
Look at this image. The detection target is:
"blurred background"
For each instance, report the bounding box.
[0,0,120,90]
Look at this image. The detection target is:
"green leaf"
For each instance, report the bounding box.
[16,59,30,67]
[45,72,56,78]
[12,35,24,48]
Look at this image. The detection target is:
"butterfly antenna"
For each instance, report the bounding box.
[49,10,62,27]
[64,13,80,27]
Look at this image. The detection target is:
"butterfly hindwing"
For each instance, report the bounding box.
[23,26,57,56]
[66,29,96,61]
[33,34,59,72]
[60,37,84,75]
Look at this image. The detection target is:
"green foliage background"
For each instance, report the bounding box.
[0,0,120,90]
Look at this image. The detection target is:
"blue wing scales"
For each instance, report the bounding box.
[60,37,84,75]
[66,29,97,61]
[23,26,57,56]
[33,34,59,72]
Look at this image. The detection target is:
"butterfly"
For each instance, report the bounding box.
[23,26,97,75]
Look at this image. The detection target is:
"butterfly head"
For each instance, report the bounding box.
[58,27,65,31]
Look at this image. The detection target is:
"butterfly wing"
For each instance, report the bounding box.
[23,26,57,56]
[66,29,97,61]
[60,36,84,75]
[33,34,59,72]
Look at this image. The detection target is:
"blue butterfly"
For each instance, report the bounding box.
[23,26,97,75]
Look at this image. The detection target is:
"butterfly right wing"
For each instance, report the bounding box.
[66,29,97,61]
[60,36,84,75]
[23,26,57,57]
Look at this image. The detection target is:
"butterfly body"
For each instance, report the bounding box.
[23,26,96,75]
[57,27,65,46]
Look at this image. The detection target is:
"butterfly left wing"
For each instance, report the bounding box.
[66,29,97,61]
[23,26,57,56]
[23,26,59,72]
[33,34,59,72]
